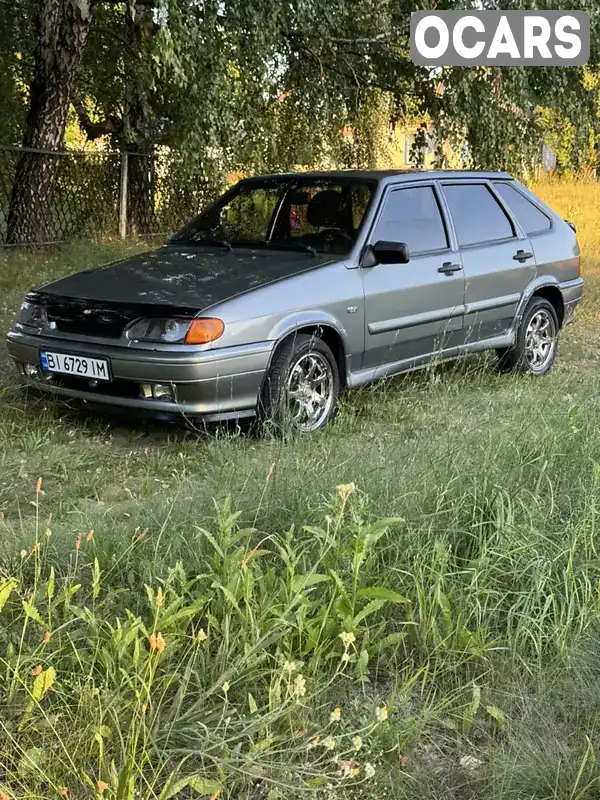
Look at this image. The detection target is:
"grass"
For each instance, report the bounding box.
[1,176,600,799]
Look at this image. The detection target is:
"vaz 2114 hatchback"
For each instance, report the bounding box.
[7,170,583,432]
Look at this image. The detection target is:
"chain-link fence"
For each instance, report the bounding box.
[0,146,217,246]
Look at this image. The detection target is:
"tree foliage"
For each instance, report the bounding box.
[3,0,600,240]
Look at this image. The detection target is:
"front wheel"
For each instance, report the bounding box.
[259,334,341,433]
[497,297,559,375]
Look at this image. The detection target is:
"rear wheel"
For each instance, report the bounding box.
[497,297,559,375]
[259,334,340,433]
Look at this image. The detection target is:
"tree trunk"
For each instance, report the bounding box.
[6,0,92,244]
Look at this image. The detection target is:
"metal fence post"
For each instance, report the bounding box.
[119,151,128,239]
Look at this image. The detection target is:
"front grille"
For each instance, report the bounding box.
[26,292,200,340]
[43,297,140,338]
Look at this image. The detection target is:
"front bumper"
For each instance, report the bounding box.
[6,329,274,421]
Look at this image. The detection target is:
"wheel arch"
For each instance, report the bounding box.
[265,315,348,388]
[514,277,565,330]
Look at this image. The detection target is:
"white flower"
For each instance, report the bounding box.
[294,674,307,697]
[364,762,376,779]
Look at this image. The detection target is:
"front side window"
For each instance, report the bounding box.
[493,182,552,236]
[443,183,515,247]
[170,178,375,255]
[372,186,448,254]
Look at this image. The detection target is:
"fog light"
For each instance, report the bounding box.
[24,362,41,379]
[139,383,175,401]
[152,383,174,401]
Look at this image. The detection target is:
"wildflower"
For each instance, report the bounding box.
[293,674,307,697]
[338,759,359,777]
[97,780,109,793]
[45,528,52,539]
[364,763,376,779]
[155,586,164,607]
[336,482,356,502]
[0,790,9,800]
[141,703,147,714]
[222,681,230,694]
[322,736,336,751]
[351,768,360,778]
[375,705,388,722]
[196,628,207,643]
[284,660,297,674]
[59,789,69,798]
[209,793,220,800]
[31,542,40,554]
[400,755,409,768]
[295,729,307,739]
[330,707,342,723]
[44,631,51,645]
[75,537,81,551]
[35,477,42,494]
[308,735,321,749]
[352,735,362,751]
[459,754,483,772]
[241,544,259,569]
[339,631,356,648]
[31,665,42,676]
[20,549,27,559]
[86,530,94,542]
[149,632,165,654]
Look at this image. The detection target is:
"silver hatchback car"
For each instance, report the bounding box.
[7,170,583,431]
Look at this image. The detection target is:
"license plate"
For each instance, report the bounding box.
[40,351,111,381]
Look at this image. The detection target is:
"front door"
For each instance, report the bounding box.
[361,183,466,370]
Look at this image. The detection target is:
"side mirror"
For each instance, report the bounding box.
[362,240,410,267]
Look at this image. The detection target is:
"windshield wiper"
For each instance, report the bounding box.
[265,241,318,257]
[185,236,233,251]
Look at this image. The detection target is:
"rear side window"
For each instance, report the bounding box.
[373,186,448,254]
[493,182,552,235]
[443,184,514,247]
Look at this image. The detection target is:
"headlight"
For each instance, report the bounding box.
[126,317,224,345]
[17,300,48,328]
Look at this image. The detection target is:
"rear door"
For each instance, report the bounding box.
[440,181,537,342]
[360,182,466,370]
[491,180,559,276]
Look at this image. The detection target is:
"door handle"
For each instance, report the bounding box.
[438,261,462,275]
[513,250,534,262]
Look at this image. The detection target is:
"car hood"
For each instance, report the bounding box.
[37,245,336,311]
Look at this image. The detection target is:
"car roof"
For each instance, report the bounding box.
[240,169,514,185]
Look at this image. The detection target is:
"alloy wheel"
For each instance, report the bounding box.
[285,351,335,431]
[524,309,557,372]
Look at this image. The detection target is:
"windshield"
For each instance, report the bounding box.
[169,177,375,256]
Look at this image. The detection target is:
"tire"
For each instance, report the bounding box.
[259,333,341,433]
[496,296,559,375]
